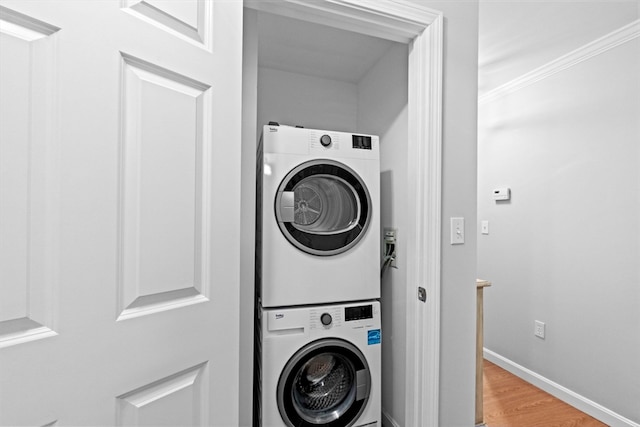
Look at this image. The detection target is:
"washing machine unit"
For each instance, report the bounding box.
[257,125,380,307]
[258,301,381,427]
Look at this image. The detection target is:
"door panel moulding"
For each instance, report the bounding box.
[243,1,444,425]
[479,19,640,105]
[0,5,61,349]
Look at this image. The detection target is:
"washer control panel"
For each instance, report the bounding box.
[345,304,373,321]
[310,304,375,330]
[310,307,342,329]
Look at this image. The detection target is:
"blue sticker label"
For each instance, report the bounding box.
[367,329,381,345]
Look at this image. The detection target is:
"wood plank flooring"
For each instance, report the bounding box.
[482,360,607,427]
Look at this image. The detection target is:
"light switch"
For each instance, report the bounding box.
[450,217,464,245]
[481,220,489,235]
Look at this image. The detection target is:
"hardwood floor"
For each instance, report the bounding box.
[482,360,607,427]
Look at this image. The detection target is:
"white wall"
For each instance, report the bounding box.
[257,67,358,132]
[356,42,409,426]
[478,28,640,425]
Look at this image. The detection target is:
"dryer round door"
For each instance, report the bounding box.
[275,159,372,256]
[277,338,371,427]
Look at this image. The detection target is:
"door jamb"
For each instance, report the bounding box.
[243,1,443,425]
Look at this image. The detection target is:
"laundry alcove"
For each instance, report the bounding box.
[240,7,411,427]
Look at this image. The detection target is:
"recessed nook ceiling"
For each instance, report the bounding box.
[257,11,396,84]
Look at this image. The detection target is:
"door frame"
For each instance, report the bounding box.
[243,1,443,425]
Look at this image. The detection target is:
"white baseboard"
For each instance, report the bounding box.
[483,348,640,427]
[381,409,400,427]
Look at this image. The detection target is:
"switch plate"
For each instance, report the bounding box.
[534,320,545,339]
[481,220,489,235]
[450,217,464,245]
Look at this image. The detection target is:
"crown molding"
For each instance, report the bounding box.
[244,0,441,43]
[479,19,640,105]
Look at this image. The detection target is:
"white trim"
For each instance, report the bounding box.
[0,326,58,349]
[479,19,640,105]
[120,0,214,51]
[405,10,443,427]
[244,0,428,43]
[484,349,640,427]
[116,294,209,322]
[243,1,443,426]
[0,5,60,40]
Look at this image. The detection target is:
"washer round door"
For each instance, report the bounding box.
[275,159,372,256]
[277,339,372,427]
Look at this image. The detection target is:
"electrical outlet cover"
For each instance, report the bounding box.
[534,320,545,339]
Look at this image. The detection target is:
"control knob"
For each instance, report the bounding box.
[320,313,333,326]
[320,134,332,147]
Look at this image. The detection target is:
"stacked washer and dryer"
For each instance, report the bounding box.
[255,124,381,427]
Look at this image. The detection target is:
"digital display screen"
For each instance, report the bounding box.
[352,135,372,150]
[345,305,373,321]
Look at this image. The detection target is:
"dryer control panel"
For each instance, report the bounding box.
[352,135,372,150]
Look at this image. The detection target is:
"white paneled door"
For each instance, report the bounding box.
[0,1,243,425]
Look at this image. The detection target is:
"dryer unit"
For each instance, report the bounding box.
[258,301,381,427]
[257,125,380,307]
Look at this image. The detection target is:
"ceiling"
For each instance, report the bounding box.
[257,11,396,84]
[478,0,640,96]
[254,2,639,93]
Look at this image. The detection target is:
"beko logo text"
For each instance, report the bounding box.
[275,313,284,319]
